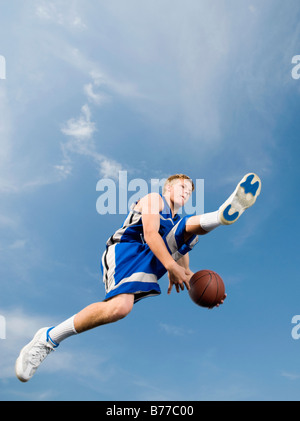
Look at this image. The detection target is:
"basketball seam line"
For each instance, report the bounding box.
[197,273,213,304]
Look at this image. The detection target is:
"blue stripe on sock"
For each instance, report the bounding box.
[46,327,59,348]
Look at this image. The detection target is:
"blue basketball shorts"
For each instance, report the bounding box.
[101,216,198,303]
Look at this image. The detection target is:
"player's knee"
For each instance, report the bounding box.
[113,304,131,321]
[111,296,133,321]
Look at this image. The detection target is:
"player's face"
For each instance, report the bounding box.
[170,179,193,208]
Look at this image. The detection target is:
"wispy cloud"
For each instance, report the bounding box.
[159,322,194,337]
[3,0,295,198]
[61,104,96,141]
[281,371,300,381]
[0,239,27,252]
[84,83,110,106]
[58,104,123,180]
[0,308,109,386]
[0,85,16,193]
[35,0,86,30]
[0,308,51,379]
[45,42,142,102]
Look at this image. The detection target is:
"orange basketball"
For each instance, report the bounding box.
[189,270,225,308]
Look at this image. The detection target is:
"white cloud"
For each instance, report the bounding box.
[0,88,11,159]
[0,308,109,383]
[84,83,111,106]
[98,159,123,179]
[0,83,69,193]
[248,5,257,14]
[59,104,124,181]
[87,69,143,101]
[0,86,15,193]
[44,41,142,102]
[53,163,72,179]
[159,322,194,337]
[61,104,96,141]
[0,308,52,379]
[71,16,86,30]
[281,371,300,380]
[35,0,86,30]
[0,214,17,229]
[2,1,291,196]
[8,239,27,250]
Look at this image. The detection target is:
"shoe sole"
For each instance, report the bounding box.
[15,328,48,383]
[219,173,261,225]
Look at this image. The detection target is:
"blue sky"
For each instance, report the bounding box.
[1,0,300,401]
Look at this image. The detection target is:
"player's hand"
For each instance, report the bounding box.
[167,262,191,294]
[208,293,227,309]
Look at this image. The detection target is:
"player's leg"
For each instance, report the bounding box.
[48,293,135,344]
[73,293,134,334]
[184,212,220,238]
[15,294,134,382]
[185,173,261,238]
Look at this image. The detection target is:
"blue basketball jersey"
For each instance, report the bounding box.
[101,195,198,303]
[106,195,180,247]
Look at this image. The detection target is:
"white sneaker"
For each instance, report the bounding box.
[219,173,262,225]
[15,327,56,382]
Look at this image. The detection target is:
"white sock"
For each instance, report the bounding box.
[200,211,221,232]
[48,315,78,347]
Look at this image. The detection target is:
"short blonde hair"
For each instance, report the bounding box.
[163,174,195,194]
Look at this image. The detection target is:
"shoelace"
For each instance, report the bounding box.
[29,342,54,368]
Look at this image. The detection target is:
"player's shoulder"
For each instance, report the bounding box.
[134,192,164,214]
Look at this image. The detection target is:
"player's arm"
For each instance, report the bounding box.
[140,193,190,293]
[176,253,194,279]
[140,193,175,271]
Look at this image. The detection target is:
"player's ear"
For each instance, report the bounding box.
[165,183,171,193]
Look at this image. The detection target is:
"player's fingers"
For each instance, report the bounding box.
[208,295,227,309]
[184,279,190,291]
[184,272,191,290]
[219,294,227,305]
[167,280,173,295]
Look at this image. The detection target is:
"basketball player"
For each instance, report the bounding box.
[15,173,261,382]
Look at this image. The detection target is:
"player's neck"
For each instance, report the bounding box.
[163,194,180,218]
